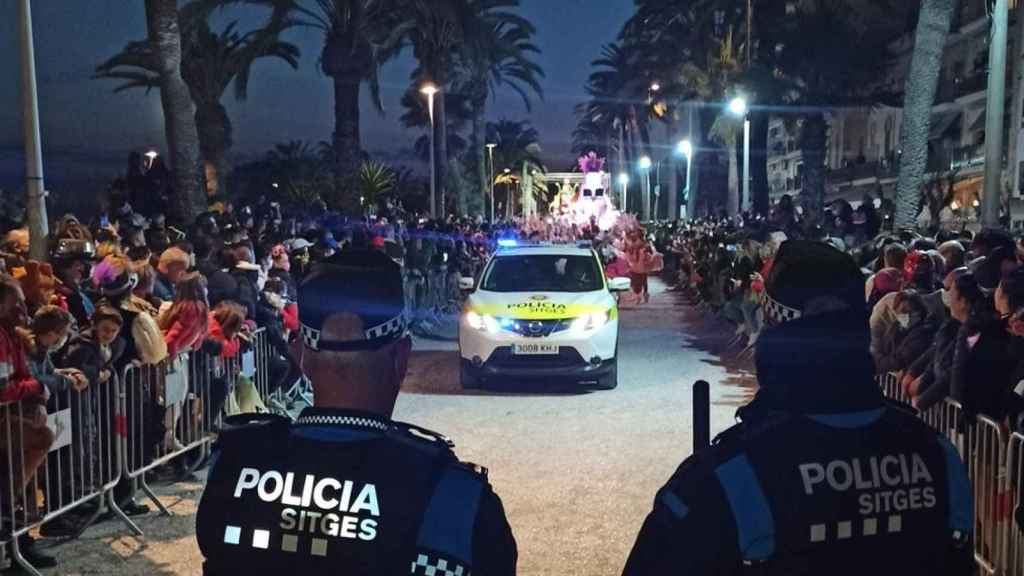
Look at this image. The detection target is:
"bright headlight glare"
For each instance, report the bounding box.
[465,311,484,330]
[569,311,610,334]
[482,315,501,334]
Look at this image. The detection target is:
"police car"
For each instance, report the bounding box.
[458,240,630,390]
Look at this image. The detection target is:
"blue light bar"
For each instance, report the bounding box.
[497,239,518,248]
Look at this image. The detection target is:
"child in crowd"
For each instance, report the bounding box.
[157,273,209,453]
[22,306,88,398]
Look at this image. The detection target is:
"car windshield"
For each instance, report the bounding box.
[482,254,603,293]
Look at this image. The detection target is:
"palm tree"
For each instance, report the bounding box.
[894,0,956,229]
[143,0,204,221]
[458,4,544,214]
[266,140,333,206]
[356,160,396,213]
[488,119,544,217]
[302,0,405,208]
[97,1,299,199]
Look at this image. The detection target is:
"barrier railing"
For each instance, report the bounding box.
[120,349,229,519]
[1007,432,1024,576]
[0,374,137,575]
[877,373,1022,575]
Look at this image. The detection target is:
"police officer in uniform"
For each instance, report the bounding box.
[622,240,974,576]
[197,250,517,575]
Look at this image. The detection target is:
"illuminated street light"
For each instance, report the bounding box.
[728,96,748,117]
[617,173,629,185]
[638,156,652,170]
[650,82,661,92]
[421,82,440,217]
[676,140,693,157]
[728,96,751,212]
[503,168,511,174]
[271,182,279,189]
[486,143,497,222]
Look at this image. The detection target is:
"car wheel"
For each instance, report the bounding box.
[594,359,618,390]
[460,362,482,390]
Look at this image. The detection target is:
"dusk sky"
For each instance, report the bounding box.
[0,0,635,197]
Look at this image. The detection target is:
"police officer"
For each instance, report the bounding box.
[622,240,974,576]
[196,249,516,575]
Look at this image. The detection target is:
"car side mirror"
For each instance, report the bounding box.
[459,276,475,291]
[608,277,631,292]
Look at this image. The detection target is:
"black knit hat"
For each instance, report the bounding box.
[298,250,406,352]
[762,240,865,325]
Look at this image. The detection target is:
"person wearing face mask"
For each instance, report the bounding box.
[903,268,967,408]
[994,267,1024,431]
[874,290,940,374]
[870,251,945,358]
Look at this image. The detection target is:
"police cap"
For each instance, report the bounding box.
[298,250,406,352]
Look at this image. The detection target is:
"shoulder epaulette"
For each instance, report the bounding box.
[390,420,456,451]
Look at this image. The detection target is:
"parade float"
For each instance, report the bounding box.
[543,152,621,231]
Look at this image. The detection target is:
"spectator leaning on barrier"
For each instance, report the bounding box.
[874,289,940,374]
[158,272,210,358]
[0,278,57,569]
[50,238,96,329]
[906,267,968,410]
[92,255,167,368]
[948,271,1012,419]
[997,266,1024,432]
[22,306,87,398]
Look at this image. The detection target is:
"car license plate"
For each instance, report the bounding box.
[513,343,559,355]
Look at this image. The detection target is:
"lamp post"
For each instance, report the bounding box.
[19,0,48,261]
[639,155,653,221]
[503,168,512,219]
[677,139,693,220]
[486,143,496,222]
[729,96,750,213]
[618,173,629,214]
[420,82,439,218]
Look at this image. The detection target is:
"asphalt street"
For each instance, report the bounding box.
[52,278,755,575]
[397,279,751,575]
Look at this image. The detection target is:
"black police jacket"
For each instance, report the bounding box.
[621,402,974,576]
[197,408,517,575]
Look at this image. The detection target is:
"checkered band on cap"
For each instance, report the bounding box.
[301,314,406,351]
[761,290,803,325]
[411,553,469,576]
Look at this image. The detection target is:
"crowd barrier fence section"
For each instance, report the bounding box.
[877,373,1022,575]
[120,348,231,520]
[1008,432,1023,576]
[0,374,137,575]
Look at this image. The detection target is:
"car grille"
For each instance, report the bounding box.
[487,347,586,369]
[502,318,569,338]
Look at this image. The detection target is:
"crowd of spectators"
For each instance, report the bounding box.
[666,194,1024,437]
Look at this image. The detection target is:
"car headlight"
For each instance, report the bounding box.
[465,311,501,334]
[568,311,609,335]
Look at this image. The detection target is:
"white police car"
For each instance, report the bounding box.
[458,240,630,390]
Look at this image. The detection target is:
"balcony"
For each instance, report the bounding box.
[948,145,986,171]
[828,158,899,183]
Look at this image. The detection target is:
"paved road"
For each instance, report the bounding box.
[52,278,754,575]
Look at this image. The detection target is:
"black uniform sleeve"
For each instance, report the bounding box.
[471,485,517,576]
[621,456,739,576]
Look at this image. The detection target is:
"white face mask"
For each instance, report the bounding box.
[896,313,911,329]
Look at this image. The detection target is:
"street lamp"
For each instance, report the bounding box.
[144,149,159,170]
[639,156,653,221]
[502,168,512,219]
[729,96,751,212]
[650,82,661,92]
[486,143,497,222]
[420,82,439,218]
[677,140,693,220]
[618,173,629,214]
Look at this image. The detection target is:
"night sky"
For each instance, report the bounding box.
[0,0,635,199]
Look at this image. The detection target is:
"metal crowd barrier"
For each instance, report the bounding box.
[0,375,136,575]
[877,373,1022,575]
[120,349,230,519]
